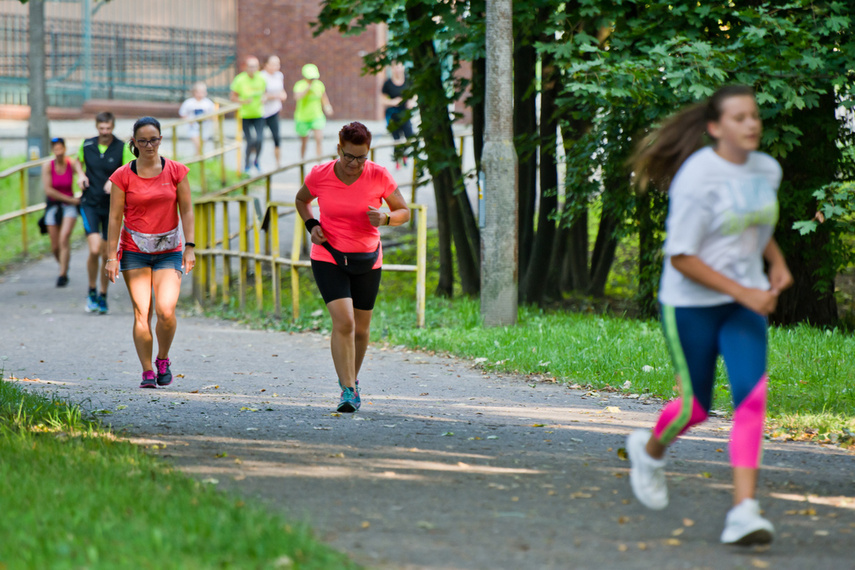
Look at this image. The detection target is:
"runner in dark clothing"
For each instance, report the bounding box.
[77,111,134,314]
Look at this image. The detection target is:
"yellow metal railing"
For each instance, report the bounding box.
[193,195,428,327]
[0,156,53,256]
[0,99,242,256]
[165,97,243,193]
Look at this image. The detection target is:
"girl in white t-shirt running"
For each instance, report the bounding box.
[626,85,793,546]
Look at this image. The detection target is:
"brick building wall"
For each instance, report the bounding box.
[236,0,385,121]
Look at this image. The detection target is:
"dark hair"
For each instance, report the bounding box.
[339,122,372,148]
[50,137,65,146]
[95,111,115,125]
[630,85,756,191]
[129,116,162,157]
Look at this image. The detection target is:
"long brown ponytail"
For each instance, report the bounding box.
[630,85,755,191]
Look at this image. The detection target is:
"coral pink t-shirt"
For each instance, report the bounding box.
[306,160,397,268]
[109,158,190,254]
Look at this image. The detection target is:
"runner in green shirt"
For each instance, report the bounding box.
[294,63,334,159]
[230,56,267,175]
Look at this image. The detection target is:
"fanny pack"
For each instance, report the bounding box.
[321,241,380,275]
[123,224,181,253]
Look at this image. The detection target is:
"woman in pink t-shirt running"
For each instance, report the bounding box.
[295,122,410,412]
[105,117,196,389]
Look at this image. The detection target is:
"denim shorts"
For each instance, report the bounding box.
[120,250,183,273]
[44,203,78,226]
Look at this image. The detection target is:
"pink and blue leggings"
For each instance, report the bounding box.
[654,303,768,469]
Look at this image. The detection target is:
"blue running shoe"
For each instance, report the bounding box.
[98,293,108,314]
[140,370,157,389]
[85,291,98,313]
[155,357,172,387]
[337,386,361,413]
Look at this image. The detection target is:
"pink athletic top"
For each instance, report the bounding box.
[109,158,190,254]
[50,158,74,198]
[305,160,397,268]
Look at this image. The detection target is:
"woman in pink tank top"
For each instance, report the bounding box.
[41,137,84,287]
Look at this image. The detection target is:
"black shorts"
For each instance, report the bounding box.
[79,203,109,239]
[311,259,382,310]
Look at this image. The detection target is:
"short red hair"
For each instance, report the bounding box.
[339,122,372,148]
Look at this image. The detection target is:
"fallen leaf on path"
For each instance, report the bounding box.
[329,452,345,458]
[487,436,499,440]
[314,427,331,431]
[664,538,681,546]
[176,374,185,378]
[361,521,370,529]
[442,431,454,436]
[700,472,712,478]
[618,544,628,552]
[751,560,770,569]
[531,424,546,428]
[785,508,817,516]
[606,406,621,413]
[671,528,684,537]
[116,405,127,410]
[815,530,829,536]
[616,448,628,460]
[683,518,695,527]
[618,516,630,524]
[417,521,435,530]
[240,407,260,412]
[246,427,259,431]
[637,542,648,550]
[215,452,228,458]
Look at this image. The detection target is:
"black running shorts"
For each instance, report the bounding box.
[311,259,382,310]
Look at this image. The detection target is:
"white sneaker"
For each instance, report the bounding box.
[627,429,668,510]
[720,498,775,545]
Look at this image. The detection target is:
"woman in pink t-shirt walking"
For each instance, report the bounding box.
[295,122,410,412]
[105,117,196,389]
[41,137,85,287]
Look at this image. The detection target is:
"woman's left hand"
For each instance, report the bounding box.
[367,206,387,227]
[183,248,196,274]
[768,261,793,296]
[104,259,120,284]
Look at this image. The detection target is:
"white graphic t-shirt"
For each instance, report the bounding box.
[178,96,216,138]
[261,70,285,119]
[659,146,782,307]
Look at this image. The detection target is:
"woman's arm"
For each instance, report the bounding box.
[670,254,778,316]
[383,188,410,226]
[763,238,793,295]
[176,175,195,274]
[42,162,78,205]
[295,183,326,244]
[104,182,126,283]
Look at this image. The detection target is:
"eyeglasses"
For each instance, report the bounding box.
[341,151,369,164]
[134,137,162,147]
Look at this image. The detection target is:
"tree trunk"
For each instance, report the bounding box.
[636,189,666,318]
[406,1,481,296]
[513,38,538,280]
[773,89,840,325]
[472,56,486,175]
[521,45,558,305]
[27,0,49,207]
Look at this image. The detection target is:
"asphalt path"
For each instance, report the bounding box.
[2,249,854,570]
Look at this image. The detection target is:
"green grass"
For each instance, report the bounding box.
[0,379,359,569]
[191,229,855,440]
